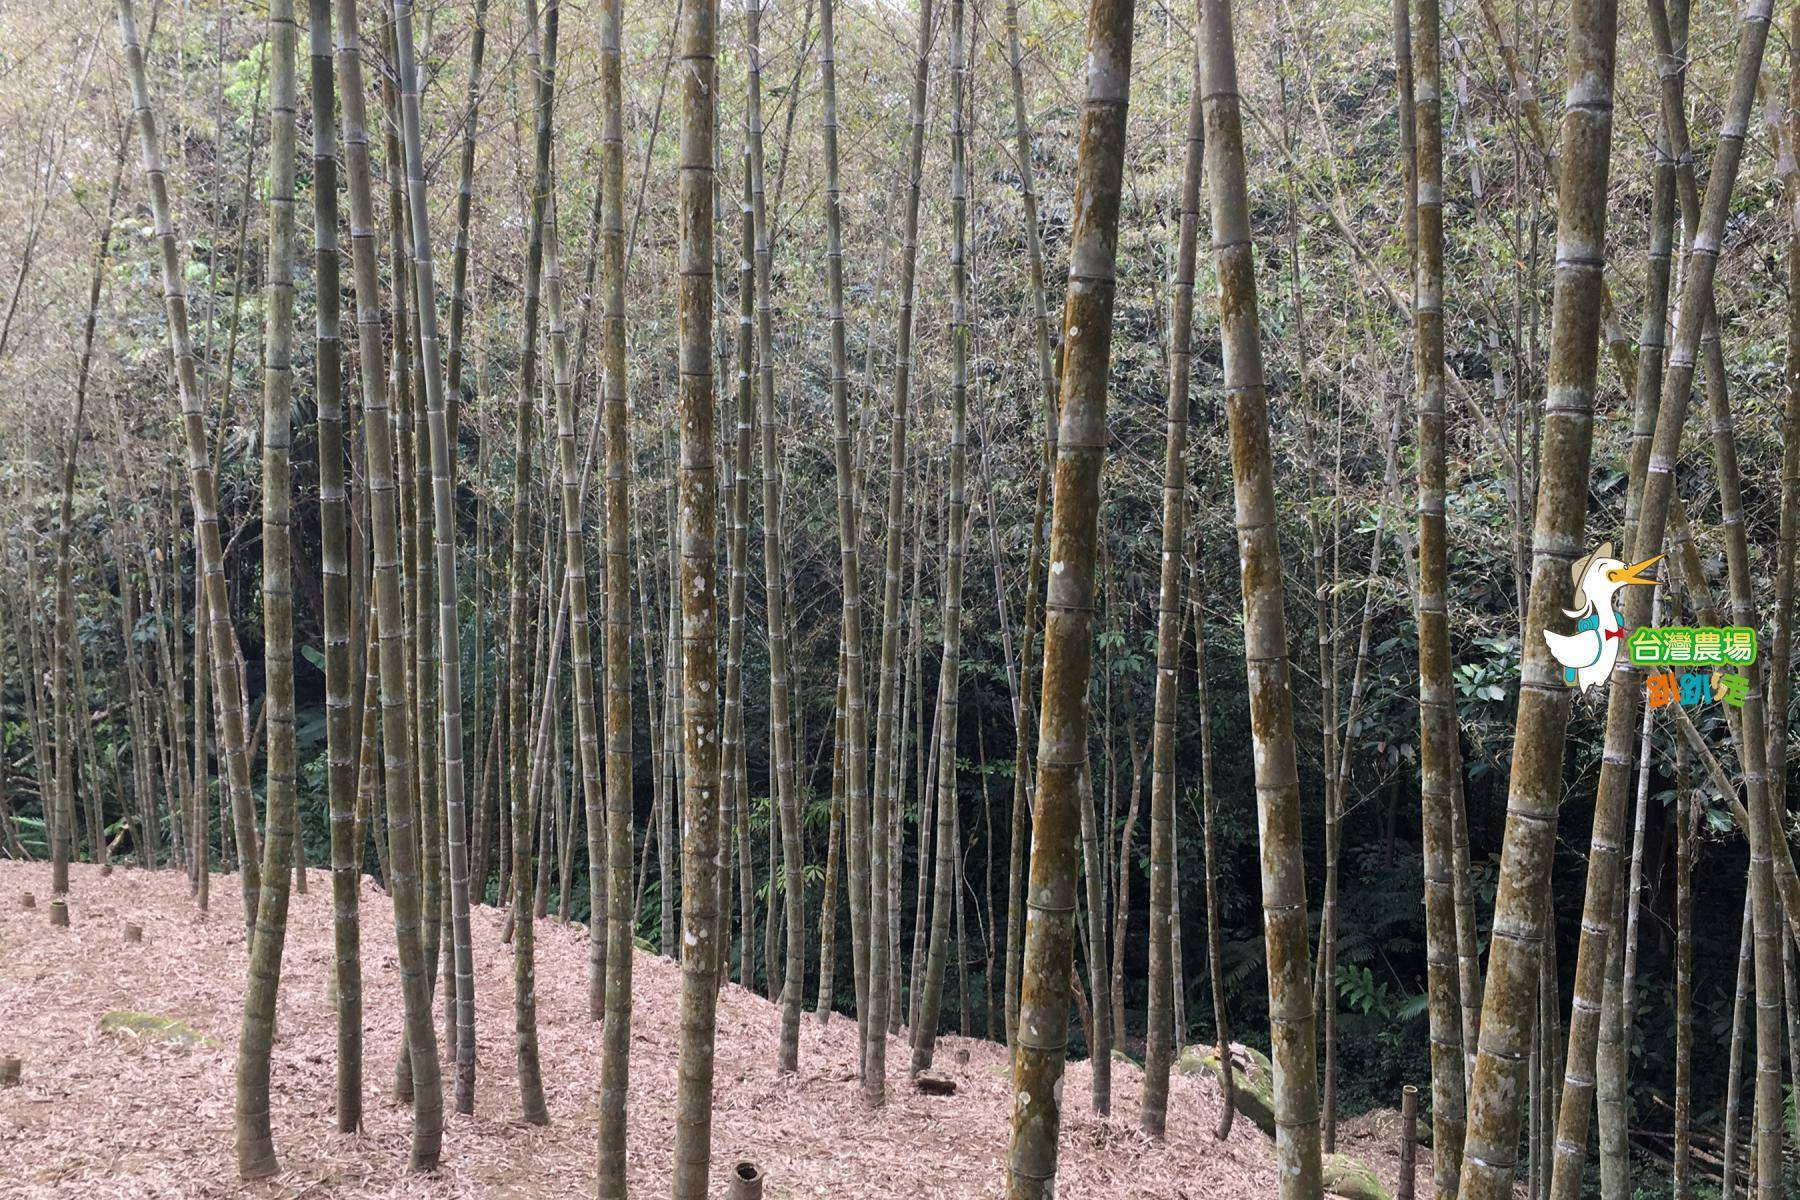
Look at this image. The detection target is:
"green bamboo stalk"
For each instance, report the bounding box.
[233,0,299,1173]
[334,0,442,1167]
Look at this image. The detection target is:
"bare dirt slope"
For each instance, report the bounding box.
[0,861,1391,1198]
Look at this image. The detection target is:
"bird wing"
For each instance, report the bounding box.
[1544,626,1601,670]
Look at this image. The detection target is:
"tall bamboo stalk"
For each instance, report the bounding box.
[1456,0,1622,1190]
[233,0,300,1173]
[334,0,442,1166]
[504,0,557,1127]
[865,0,934,1106]
[670,0,721,1183]
[999,0,1057,1056]
[1200,3,1320,1192]
[1410,0,1465,1183]
[309,0,361,1134]
[743,0,807,1070]
[1545,3,1772,1195]
[725,147,758,991]
[594,0,634,1179]
[1141,34,1204,1138]
[391,0,477,1119]
[1006,0,1134,1185]
[911,0,971,1075]
[817,0,870,1044]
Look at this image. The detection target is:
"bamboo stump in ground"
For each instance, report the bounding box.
[19,892,34,910]
[726,1161,764,1200]
[0,1057,19,1087]
[124,923,143,944]
[48,900,69,928]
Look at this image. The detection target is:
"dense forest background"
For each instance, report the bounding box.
[0,0,1795,1194]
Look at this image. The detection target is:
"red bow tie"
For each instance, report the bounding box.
[1604,627,1625,642]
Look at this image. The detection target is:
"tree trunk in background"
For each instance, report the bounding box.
[116,0,261,944]
[865,0,933,1108]
[1190,548,1234,1139]
[1141,39,1203,1136]
[911,0,970,1075]
[1456,0,1621,1189]
[234,0,299,1173]
[744,0,807,1071]
[539,78,606,1040]
[392,0,477,1120]
[1006,0,1134,1185]
[443,0,488,425]
[594,0,634,1182]
[998,0,1057,1058]
[725,151,758,992]
[504,0,556,1128]
[1199,3,1321,1193]
[818,0,870,1041]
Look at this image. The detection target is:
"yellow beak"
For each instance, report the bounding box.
[1607,554,1663,586]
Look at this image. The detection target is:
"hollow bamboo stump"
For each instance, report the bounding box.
[19,892,33,910]
[48,900,69,928]
[0,1056,19,1087]
[124,923,143,944]
[726,1161,764,1200]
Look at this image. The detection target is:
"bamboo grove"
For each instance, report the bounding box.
[1,0,1800,1195]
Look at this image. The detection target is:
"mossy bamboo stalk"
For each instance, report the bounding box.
[1457,0,1622,1192]
[1199,3,1320,1191]
[1545,2,1771,1194]
[1006,0,1134,1184]
[1410,0,1466,1182]
[670,0,722,1177]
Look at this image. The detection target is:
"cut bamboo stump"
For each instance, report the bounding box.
[19,892,33,910]
[1398,1084,1419,1200]
[0,1057,18,1087]
[726,1160,764,1200]
[124,923,143,944]
[47,900,69,928]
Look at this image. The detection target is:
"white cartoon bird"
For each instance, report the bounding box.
[1543,541,1662,692]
